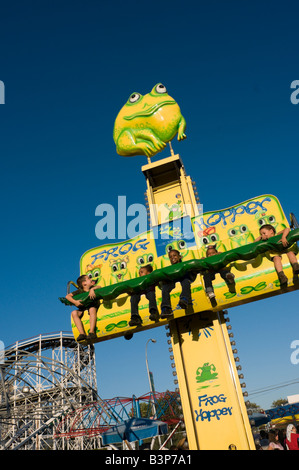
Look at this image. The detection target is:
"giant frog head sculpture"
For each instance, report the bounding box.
[113,83,186,158]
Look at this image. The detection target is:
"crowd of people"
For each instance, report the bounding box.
[254,424,299,450]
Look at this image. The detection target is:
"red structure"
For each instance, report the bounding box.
[54,390,181,439]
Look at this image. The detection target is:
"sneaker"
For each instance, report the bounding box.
[292,262,299,274]
[225,272,235,284]
[160,307,173,319]
[149,309,159,322]
[124,332,133,341]
[178,297,188,309]
[206,289,216,300]
[87,332,97,340]
[206,290,216,303]
[206,290,217,306]
[278,271,288,287]
[76,334,87,342]
[129,315,142,326]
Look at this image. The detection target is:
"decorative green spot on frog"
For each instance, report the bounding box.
[113,83,187,158]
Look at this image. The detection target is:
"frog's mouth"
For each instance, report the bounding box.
[124,100,176,120]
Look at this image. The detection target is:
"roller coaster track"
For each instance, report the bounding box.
[0,332,101,450]
[1,333,182,449]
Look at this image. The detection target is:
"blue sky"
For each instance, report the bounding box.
[1,0,299,411]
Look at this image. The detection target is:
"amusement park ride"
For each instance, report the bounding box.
[60,83,299,450]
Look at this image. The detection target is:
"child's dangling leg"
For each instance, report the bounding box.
[71,310,86,342]
[273,256,288,287]
[287,251,299,275]
[146,289,159,321]
[178,276,192,309]
[129,293,143,326]
[219,268,235,292]
[87,306,98,340]
[161,281,175,318]
[203,271,216,301]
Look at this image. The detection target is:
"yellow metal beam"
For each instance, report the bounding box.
[144,154,255,449]
[169,311,255,450]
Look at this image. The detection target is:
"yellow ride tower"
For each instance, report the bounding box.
[63,83,299,450]
[142,153,255,450]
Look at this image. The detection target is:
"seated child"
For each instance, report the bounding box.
[202,245,235,303]
[129,265,159,326]
[66,274,100,342]
[255,224,299,287]
[161,249,197,318]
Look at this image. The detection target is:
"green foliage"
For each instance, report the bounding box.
[271,398,288,408]
[246,401,260,411]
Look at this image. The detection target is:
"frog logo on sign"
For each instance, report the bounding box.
[196,362,218,383]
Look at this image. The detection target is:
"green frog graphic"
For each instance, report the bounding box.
[196,363,218,383]
[113,83,186,158]
[109,256,129,283]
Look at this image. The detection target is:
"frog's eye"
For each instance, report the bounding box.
[228,228,237,237]
[129,93,141,103]
[120,261,127,269]
[258,218,266,227]
[240,225,248,233]
[147,254,154,263]
[137,256,145,265]
[268,215,276,224]
[178,240,186,250]
[155,83,167,94]
[93,269,100,278]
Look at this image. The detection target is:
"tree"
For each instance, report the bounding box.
[246,401,261,412]
[271,398,288,408]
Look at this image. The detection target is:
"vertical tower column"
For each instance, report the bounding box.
[169,311,255,450]
[142,154,255,450]
[142,154,200,227]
